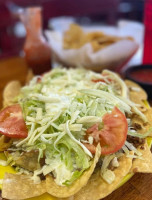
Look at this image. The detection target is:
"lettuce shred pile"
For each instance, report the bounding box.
[4,67,148,185]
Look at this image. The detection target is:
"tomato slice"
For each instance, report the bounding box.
[84,107,128,155]
[0,105,28,138]
[92,73,112,83]
[92,79,106,83]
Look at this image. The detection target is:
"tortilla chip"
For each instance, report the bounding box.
[2,173,46,200]
[46,144,101,198]
[131,113,150,135]
[131,109,152,137]
[144,108,152,136]
[125,80,147,112]
[130,141,152,173]
[62,154,133,200]
[3,80,21,108]
[63,24,133,52]
[63,24,86,50]
[125,79,152,136]
[125,80,152,172]
[126,102,152,137]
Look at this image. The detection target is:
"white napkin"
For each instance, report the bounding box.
[46,29,138,71]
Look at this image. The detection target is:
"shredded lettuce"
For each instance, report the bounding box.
[102,169,115,184]
[3,67,148,186]
[42,135,91,185]
[128,128,152,138]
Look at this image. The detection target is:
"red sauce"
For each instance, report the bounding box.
[130,69,152,84]
[19,7,51,75]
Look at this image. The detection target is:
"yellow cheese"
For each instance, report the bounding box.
[0,153,16,189]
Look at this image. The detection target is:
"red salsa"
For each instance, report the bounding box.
[130,69,152,84]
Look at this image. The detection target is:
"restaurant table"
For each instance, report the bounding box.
[0,56,152,200]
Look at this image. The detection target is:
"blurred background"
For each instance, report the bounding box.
[0,0,145,59]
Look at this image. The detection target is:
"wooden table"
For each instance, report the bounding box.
[0,57,29,109]
[0,57,152,200]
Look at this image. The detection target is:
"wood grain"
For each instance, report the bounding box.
[0,57,28,109]
[103,173,152,200]
[0,57,152,200]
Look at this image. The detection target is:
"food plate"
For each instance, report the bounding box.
[0,68,152,200]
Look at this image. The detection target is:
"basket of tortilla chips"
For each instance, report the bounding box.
[46,24,138,71]
[0,67,152,200]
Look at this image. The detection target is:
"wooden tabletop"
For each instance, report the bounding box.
[0,57,152,200]
[0,57,29,109]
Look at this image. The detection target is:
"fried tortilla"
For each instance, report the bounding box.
[62,154,133,200]
[125,80,152,136]
[3,81,21,108]
[129,109,152,137]
[1,70,152,200]
[63,24,133,52]
[125,80,152,173]
[131,141,152,173]
[2,173,46,200]
[125,80,147,112]
[46,145,101,198]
